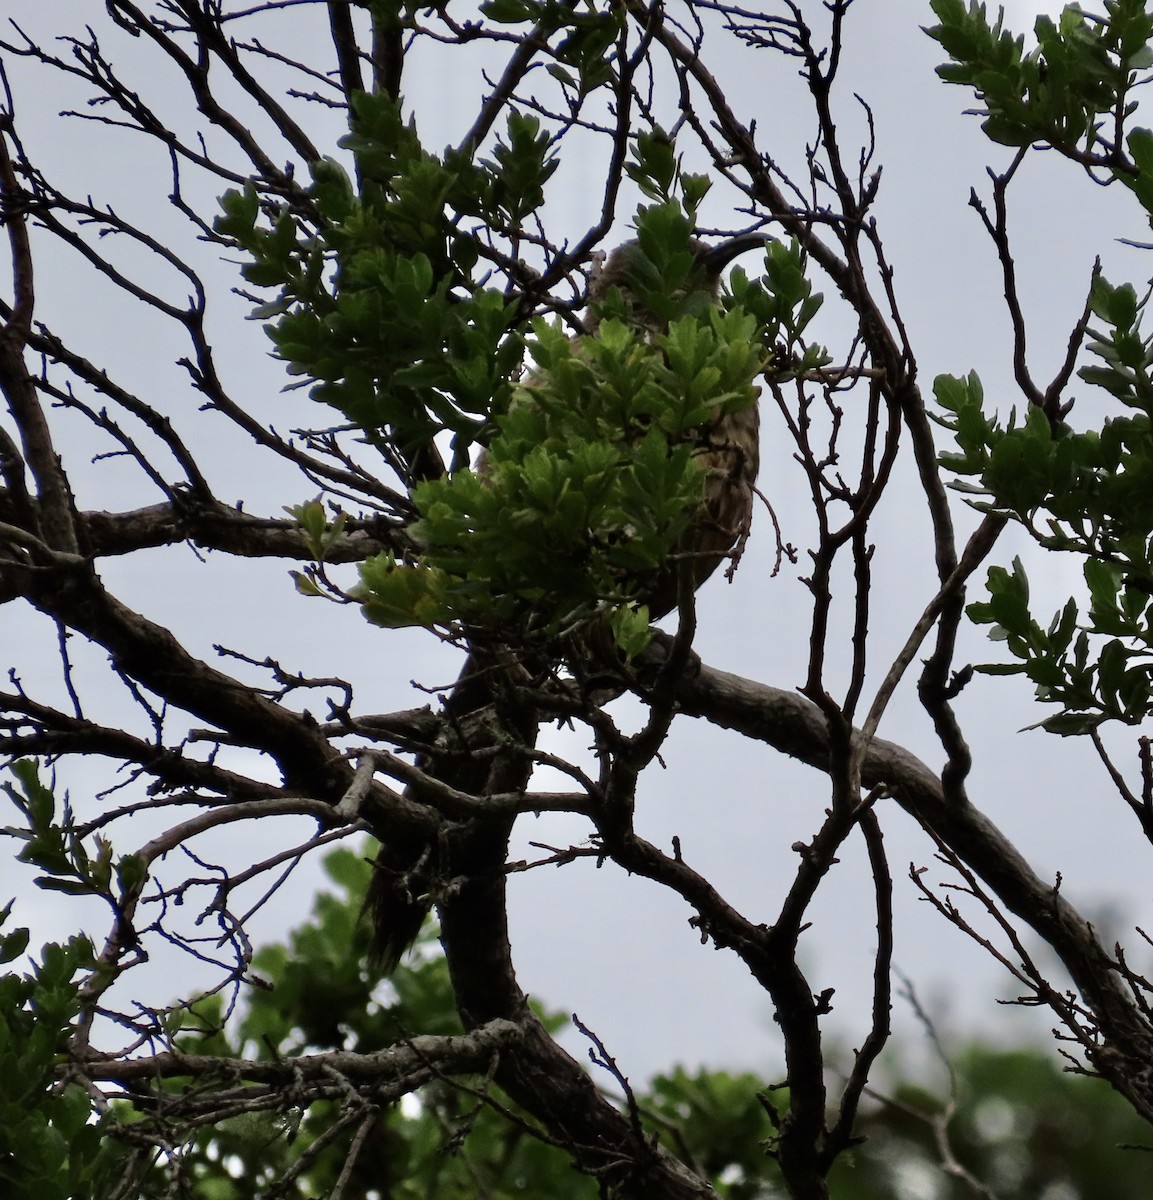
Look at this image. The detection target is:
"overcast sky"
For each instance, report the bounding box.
[4,0,1149,1089]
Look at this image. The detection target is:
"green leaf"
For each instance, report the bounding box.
[6,761,55,829]
[1035,711,1105,736]
[0,926,30,966]
[607,603,652,657]
[1084,557,1122,615]
[354,555,454,629]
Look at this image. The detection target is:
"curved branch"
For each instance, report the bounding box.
[0,125,78,553]
[653,638,1153,1121]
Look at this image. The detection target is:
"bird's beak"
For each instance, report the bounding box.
[697,233,769,275]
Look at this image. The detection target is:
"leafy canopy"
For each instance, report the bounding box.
[930,0,1153,736]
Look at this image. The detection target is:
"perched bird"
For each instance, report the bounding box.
[366,233,764,971]
[585,235,763,617]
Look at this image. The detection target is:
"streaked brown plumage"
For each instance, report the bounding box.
[365,235,763,970]
[583,236,762,619]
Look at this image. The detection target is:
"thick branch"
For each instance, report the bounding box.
[77,1019,524,1093]
[652,639,1153,1120]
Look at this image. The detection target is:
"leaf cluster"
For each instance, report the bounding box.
[480,0,624,96]
[625,127,714,225]
[3,760,146,909]
[727,238,829,376]
[965,556,1153,733]
[927,4,1153,737]
[0,917,129,1200]
[926,0,1153,154]
[935,270,1153,733]
[216,92,550,460]
[354,205,768,648]
[227,89,814,652]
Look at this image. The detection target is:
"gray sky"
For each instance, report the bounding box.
[4,0,1148,1088]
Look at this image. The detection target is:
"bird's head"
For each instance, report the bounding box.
[587,232,767,331]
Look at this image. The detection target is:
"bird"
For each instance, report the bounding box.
[365,232,765,972]
[569,234,764,619]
